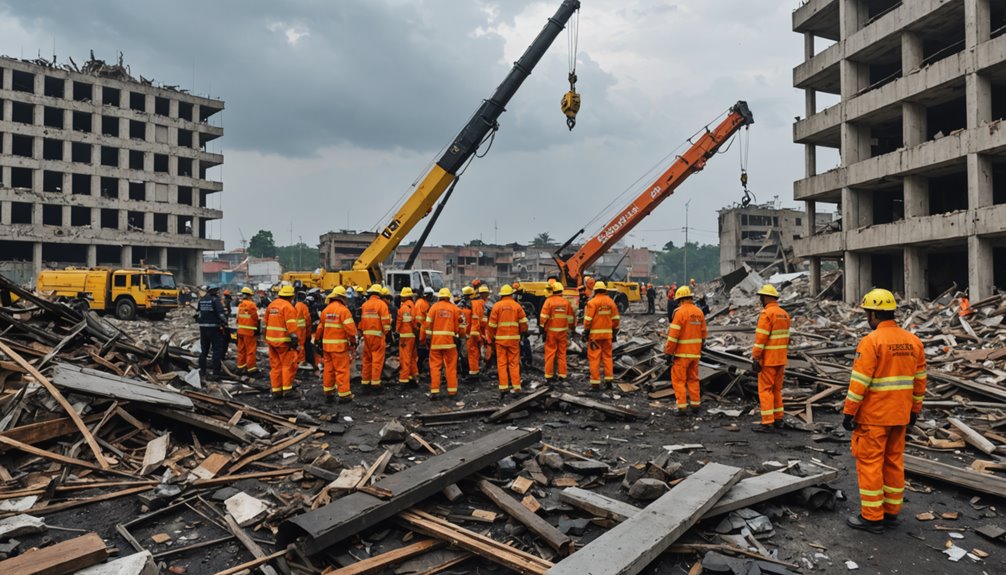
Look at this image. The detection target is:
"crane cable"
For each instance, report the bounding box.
[738,123,754,207]
[562,8,581,130]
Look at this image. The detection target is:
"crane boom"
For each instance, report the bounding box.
[556,101,754,286]
[341,0,581,288]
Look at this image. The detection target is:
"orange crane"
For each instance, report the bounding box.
[520,101,754,314]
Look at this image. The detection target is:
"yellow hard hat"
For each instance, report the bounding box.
[437,287,452,299]
[328,286,347,300]
[756,284,779,298]
[478,285,490,294]
[861,288,897,311]
[355,286,365,293]
[593,281,608,292]
[241,287,254,295]
[381,287,390,296]
[499,284,514,297]
[462,286,475,296]
[552,282,564,293]
[278,285,295,297]
[368,284,383,294]
[674,285,693,300]
[400,286,414,297]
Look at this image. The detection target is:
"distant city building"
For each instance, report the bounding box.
[0,53,224,285]
[319,230,379,271]
[718,203,832,275]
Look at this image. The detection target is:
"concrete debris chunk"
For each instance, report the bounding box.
[224,492,269,527]
[0,514,46,539]
[627,478,669,501]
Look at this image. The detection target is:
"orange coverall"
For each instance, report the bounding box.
[487,296,528,392]
[421,300,461,395]
[396,298,417,384]
[844,320,926,521]
[294,300,311,366]
[359,295,392,388]
[752,301,791,424]
[540,294,575,380]
[265,298,298,395]
[583,293,620,388]
[236,298,259,372]
[665,300,707,410]
[468,297,486,376]
[315,300,357,397]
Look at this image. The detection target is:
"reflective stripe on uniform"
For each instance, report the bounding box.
[362,330,384,336]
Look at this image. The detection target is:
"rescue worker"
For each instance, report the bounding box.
[196,285,227,381]
[222,290,234,317]
[460,286,482,379]
[486,284,528,397]
[584,276,595,299]
[236,287,259,375]
[540,282,575,383]
[360,284,392,392]
[315,286,357,403]
[396,287,418,385]
[664,285,707,415]
[583,281,620,391]
[265,285,299,398]
[666,282,679,321]
[751,284,791,432]
[646,283,656,314]
[420,288,461,399]
[843,289,926,534]
[476,285,491,364]
[294,291,312,370]
[414,287,434,376]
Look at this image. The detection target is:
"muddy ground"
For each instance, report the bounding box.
[20,306,1004,575]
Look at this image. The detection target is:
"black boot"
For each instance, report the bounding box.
[846,514,884,534]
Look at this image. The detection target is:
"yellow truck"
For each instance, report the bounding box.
[36,267,179,320]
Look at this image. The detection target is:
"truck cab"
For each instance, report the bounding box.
[384,269,445,299]
[110,270,179,320]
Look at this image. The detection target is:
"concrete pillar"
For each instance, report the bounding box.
[904,246,927,300]
[903,102,927,147]
[0,68,9,90]
[121,245,133,268]
[809,257,822,296]
[805,201,817,237]
[968,153,993,209]
[840,0,865,39]
[1,201,10,225]
[842,187,871,230]
[969,235,993,300]
[158,247,168,269]
[902,32,923,75]
[903,175,929,218]
[843,251,868,304]
[32,242,42,279]
[86,244,97,267]
[966,73,992,129]
[91,207,100,231]
[965,0,991,48]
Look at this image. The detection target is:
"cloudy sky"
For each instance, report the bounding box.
[1,0,837,252]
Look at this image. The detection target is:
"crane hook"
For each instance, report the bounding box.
[740,170,754,208]
[562,72,580,131]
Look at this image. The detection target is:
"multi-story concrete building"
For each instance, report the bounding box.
[0,55,224,284]
[793,0,1006,302]
[718,204,833,275]
[319,230,380,271]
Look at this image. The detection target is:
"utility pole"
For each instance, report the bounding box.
[683,200,690,282]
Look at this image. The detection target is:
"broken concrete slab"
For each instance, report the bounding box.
[628,478,669,501]
[224,492,269,527]
[379,419,407,444]
[0,514,45,538]
[75,551,158,575]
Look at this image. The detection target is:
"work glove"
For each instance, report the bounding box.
[665,354,675,367]
[842,414,856,431]
[751,359,762,374]
[289,334,299,351]
[909,413,919,428]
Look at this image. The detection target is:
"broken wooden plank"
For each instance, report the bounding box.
[326,539,443,575]
[547,462,743,575]
[213,548,291,575]
[142,406,252,443]
[280,428,541,555]
[229,427,317,472]
[399,509,551,575]
[0,414,102,452]
[224,513,280,575]
[0,531,107,575]
[413,407,499,425]
[559,470,838,523]
[905,454,1006,498]
[0,434,134,479]
[0,340,110,469]
[486,387,551,423]
[189,452,231,481]
[139,433,171,476]
[947,417,997,455]
[51,363,193,408]
[476,478,572,555]
[554,393,642,420]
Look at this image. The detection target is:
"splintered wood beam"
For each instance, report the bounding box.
[0,531,108,574]
[0,340,110,469]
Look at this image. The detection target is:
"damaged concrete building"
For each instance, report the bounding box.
[717,203,833,276]
[793,0,1006,303]
[0,55,224,284]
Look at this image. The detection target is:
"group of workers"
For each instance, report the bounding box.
[198,276,926,536]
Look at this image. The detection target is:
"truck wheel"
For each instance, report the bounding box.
[520,302,537,321]
[115,298,137,321]
[614,293,629,313]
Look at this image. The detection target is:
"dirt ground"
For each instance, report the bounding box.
[19,305,1004,575]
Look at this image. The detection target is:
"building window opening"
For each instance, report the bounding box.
[177,186,192,205]
[101,146,120,167]
[71,142,92,164]
[155,96,170,116]
[129,119,145,140]
[43,106,63,128]
[10,167,32,189]
[43,76,64,98]
[102,86,121,107]
[927,97,967,140]
[129,91,145,111]
[177,215,193,235]
[73,81,92,102]
[154,154,169,173]
[43,170,63,193]
[129,150,144,170]
[72,173,91,195]
[154,213,168,232]
[10,202,32,224]
[42,204,62,226]
[127,211,144,232]
[11,134,33,157]
[178,101,193,121]
[129,181,145,201]
[72,111,92,133]
[929,172,969,214]
[102,115,119,137]
[178,157,193,177]
[101,177,119,199]
[11,101,34,124]
[71,206,90,227]
[11,70,34,93]
[100,209,119,229]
